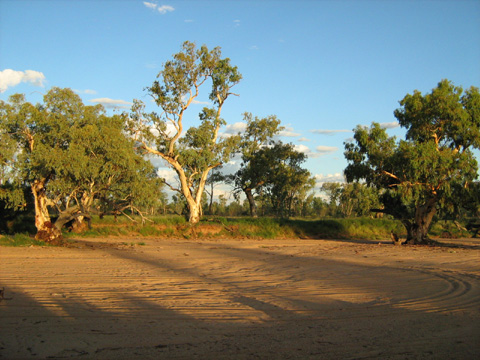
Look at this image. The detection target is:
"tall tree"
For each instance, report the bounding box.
[128,41,241,224]
[259,142,314,218]
[0,87,159,241]
[344,80,480,244]
[229,112,283,217]
[50,112,162,227]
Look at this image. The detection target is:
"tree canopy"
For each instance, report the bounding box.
[128,41,242,224]
[229,112,284,217]
[344,80,480,243]
[0,87,160,241]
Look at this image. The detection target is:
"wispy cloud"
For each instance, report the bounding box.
[145,62,158,69]
[314,173,345,186]
[249,45,259,50]
[297,137,310,142]
[143,2,174,14]
[0,69,46,93]
[310,129,351,135]
[279,126,301,137]
[89,98,132,109]
[316,145,338,154]
[74,89,97,95]
[144,1,157,10]
[294,144,316,157]
[234,20,241,27]
[220,122,247,138]
[380,121,400,129]
[192,99,210,105]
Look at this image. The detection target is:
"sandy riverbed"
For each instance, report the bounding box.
[1,237,479,359]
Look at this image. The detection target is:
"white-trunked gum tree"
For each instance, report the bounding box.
[127,41,242,224]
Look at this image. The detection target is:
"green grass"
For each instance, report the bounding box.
[2,214,473,245]
[0,233,47,247]
[429,220,471,238]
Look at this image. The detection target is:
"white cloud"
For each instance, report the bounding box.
[297,137,310,142]
[380,121,400,129]
[89,98,132,109]
[314,173,345,186]
[143,1,157,10]
[74,89,97,95]
[279,126,301,137]
[0,69,46,93]
[310,129,351,135]
[234,20,240,27]
[316,145,338,154]
[221,122,247,137]
[144,2,174,14]
[157,168,178,186]
[192,99,210,105]
[294,144,311,154]
[157,5,174,14]
[294,144,322,159]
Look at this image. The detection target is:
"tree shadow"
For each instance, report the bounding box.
[1,238,479,359]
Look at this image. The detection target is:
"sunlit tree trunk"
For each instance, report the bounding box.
[32,178,62,243]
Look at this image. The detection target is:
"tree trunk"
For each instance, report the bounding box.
[31,179,62,243]
[55,206,91,233]
[404,198,437,244]
[206,181,214,215]
[244,188,258,218]
[187,202,201,224]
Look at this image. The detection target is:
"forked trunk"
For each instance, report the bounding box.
[31,179,62,243]
[244,188,258,218]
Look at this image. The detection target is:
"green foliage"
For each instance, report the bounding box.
[321,182,380,217]
[258,142,315,218]
[344,80,480,243]
[229,112,284,216]
[128,41,242,223]
[1,87,164,239]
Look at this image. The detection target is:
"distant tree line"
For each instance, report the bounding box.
[1,41,479,245]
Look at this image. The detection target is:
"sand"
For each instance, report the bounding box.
[1,236,479,359]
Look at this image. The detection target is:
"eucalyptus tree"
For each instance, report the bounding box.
[0,87,160,241]
[0,89,86,241]
[229,112,283,217]
[127,41,242,224]
[321,182,380,217]
[50,110,162,226]
[258,142,315,218]
[344,80,480,243]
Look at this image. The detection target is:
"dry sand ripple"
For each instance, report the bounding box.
[1,237,479,359]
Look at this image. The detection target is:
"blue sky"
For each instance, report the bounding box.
[1,0,479,195]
